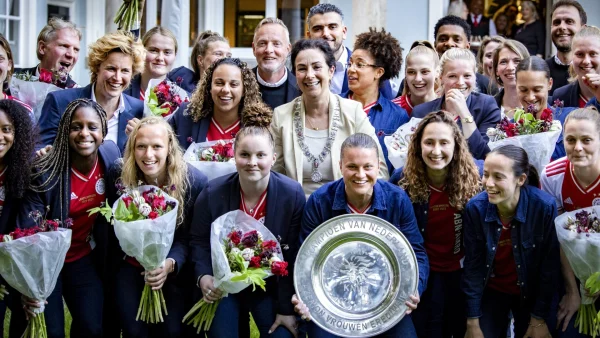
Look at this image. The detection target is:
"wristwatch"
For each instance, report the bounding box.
[463,115,474,123]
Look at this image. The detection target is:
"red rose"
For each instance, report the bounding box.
[123,196,133,208]
[262,240,278,250]
[271,261,288,277]
[39,69,52,83]
[173,95,183,105]
[155,82,170,96]
[241,230,259,248]
[228,230,242,245]
[225,144,234,158]
[540,108,553,122]
[148,211,159,219]
[45,220,59,231]
[505,123,518,137]
[249,256,261,268]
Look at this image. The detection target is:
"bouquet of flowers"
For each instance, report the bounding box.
[143,78,189,121]
[0,210,72,338]
[89,185,178,323]
[487,105,562,174]
[184,140,237,181]
[9,67,74,121]
[555,207,600,337]
[183,210,288,333]
[384,117,422,169]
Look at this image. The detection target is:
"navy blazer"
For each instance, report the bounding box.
[0,191,19,236]
[105,163,208,276]
[189,171,305,315]
[412,92,501,160]
[123,74,142,100]
[552,82,582,108]
[396,73,494,98]
[252,67,301,109]
[168,66,199,94]
[169,102,238,150]
[462,185,559,319]
[38,83,144,152]
[17,141,121,280]
[14,65,77,88]
[342,90,409,172]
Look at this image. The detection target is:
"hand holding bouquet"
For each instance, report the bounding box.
[184,140,237,181]
[143,78,189,120]
[487,104,562,174]
[183,210,288,333]
[89,185,178,323]
[555,208,600,337]
[0,210,72,338]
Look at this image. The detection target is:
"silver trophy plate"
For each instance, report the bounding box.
[294,214,419,337]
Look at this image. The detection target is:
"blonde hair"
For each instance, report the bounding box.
[253,17,290,45]
[121,117,189,226]
[402,40,440,96]
[142,26,178,54]
[87,31,145,83]
[569,25,600,82]
[491,39,530,87]
[476,35,505,74]
[190,31,229,76]
[521,1,540,21]
[438,48,477,91]
[37,17,82,61]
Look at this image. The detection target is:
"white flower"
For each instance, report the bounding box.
[139,203,152,217]
[486,128,497,137]
[241,248,254,261]
[201,148,214,160]
[269,256,282,264]
[549,120,561,132]
[230,247,241,255]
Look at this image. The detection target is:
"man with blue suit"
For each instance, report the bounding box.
[306,4,394,99]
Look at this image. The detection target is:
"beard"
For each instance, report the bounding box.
[555,43,572,53]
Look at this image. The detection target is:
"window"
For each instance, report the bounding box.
[0,0,20,65]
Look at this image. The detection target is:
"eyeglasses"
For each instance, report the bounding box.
[345,61,379,70]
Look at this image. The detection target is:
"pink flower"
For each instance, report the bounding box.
[151,196,167,210]
[249,256,261,268]
[39,69,52,83]
[122,196,133,208]
[148,211,159,220]
[262,240,277,250]
[271,261,288,276]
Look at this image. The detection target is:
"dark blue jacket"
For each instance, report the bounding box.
[0,190,20,236]
[252,67,301,110]
[123,74,143,100]
[189,171,305,315]
[105,163,207,276]
[342,47,394,99]
[461,185,559,319]
[17,141,121,280]
[552,82,582,109]
[411,92,501,160]
[38,84,144,152]
[389,160,484,239]
[302,178,429,295]
[342,90,409,172]
[168,66,199,94]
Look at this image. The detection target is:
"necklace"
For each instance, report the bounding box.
[293,97,340,183]
[305,115,321,130]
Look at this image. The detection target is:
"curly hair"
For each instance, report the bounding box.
[353,28,402,83]
[121,116,189,226]
[185,57,269,123]
[87,30,145,84]
[0,100,36,198]
[30,99,108,218]
[398,111,481,210]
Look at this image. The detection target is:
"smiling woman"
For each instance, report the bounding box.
[38,30,145,152]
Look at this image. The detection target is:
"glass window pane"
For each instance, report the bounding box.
[0,0,5,15]
[8,0,18,16]
[8,19,18,64]
[0,20,6,37]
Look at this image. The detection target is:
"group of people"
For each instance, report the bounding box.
[0,0,598,337]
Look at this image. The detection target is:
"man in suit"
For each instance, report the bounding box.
[252,17,300,109]
[546,0,586,95]
[14,17,80,88]
[306,3,394,99]
[467,0,497,38]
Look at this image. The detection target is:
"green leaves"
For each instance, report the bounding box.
[113,198,144,222]
[586,272,600,296]
[147,90,170,116]
[230,268,268,291]
[87,199,113,222]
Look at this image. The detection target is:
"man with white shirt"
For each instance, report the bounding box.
[14,17,81,88]
[466,0,497,39]
[252,17,300,109]
[306,3,394,98]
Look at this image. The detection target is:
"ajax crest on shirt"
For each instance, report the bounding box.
[95,178,105,195]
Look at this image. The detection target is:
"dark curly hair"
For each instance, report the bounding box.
[185,57,269,123]
[234,104,274,151]
[0,100,35,198]
[353,27,403,83]
[434,15,471,41]
[291,39,336,75]
[399,111,481,211]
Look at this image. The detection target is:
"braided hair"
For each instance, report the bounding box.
[30,99,107,216]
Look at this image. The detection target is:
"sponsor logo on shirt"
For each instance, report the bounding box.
[564,197,573,205]
[71,192,78,200]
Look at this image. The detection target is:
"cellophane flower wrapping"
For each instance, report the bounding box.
[0,228,71,311]
[555,206,600,306]
[143,78,189,122]
[112,185,179,271]
[211,210,283,296]
[9,76,62,122]
[487,127,561,175]
[184,141,237,181]
[384,117,422,170]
